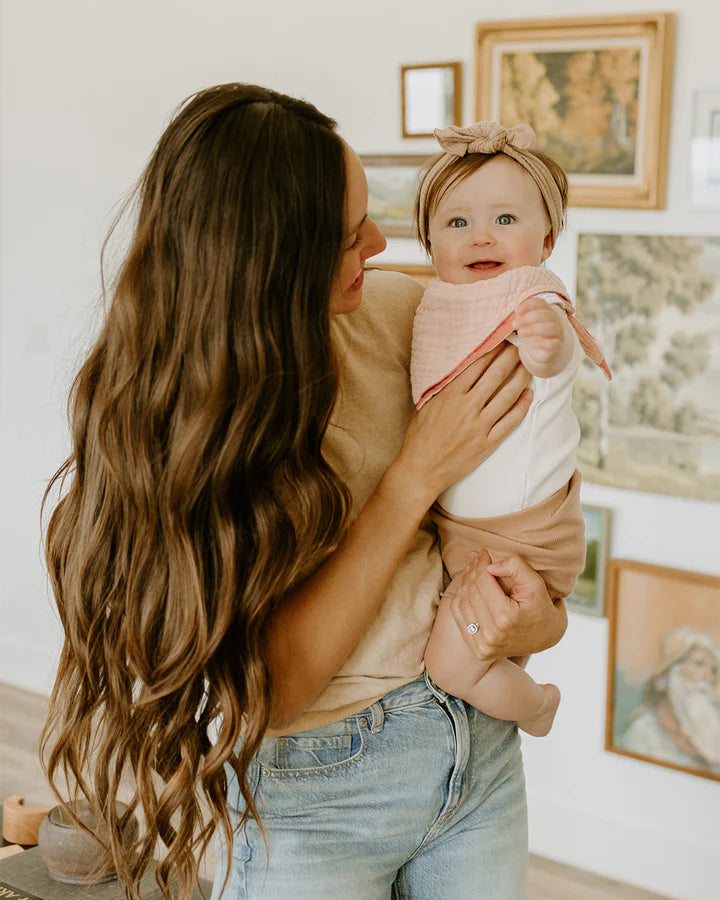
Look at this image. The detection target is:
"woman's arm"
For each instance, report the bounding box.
[446,550,568,660]
[265,343,532,729]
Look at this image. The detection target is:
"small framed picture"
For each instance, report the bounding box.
[401,62,462,138]
[605,559,720,782]
[359,154,434,237]
[690,89,720,209]
[567,504,611,617]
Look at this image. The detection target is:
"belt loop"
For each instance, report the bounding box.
[367,701,385,733]
[424,669,449,702]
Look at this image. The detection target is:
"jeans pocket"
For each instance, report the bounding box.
[256,716,366,777]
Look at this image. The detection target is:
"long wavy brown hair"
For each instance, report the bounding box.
[40,83,351,898]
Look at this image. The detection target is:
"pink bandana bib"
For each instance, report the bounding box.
[411,266,611,408]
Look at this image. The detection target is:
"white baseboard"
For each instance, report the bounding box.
[528,788,718,900]
[0,636,57,696]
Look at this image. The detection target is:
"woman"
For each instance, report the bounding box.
[41,84,567,899]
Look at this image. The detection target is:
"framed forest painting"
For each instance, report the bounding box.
[474,14,675,208]
[573,234,720,501]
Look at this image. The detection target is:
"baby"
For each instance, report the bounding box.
[412,122,611,736]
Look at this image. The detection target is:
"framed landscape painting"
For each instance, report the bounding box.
[573,233,720,501]
[606,560,720,782]
[474,14,675,208]
[567,504,610,617]
[360,155,434,237]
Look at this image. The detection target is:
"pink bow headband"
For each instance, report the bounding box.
[418,121,565,248]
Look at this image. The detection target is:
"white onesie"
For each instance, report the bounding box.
[410,266,610,518]
[440,294,582,517]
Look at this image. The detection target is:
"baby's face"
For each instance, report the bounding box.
[428,155,553,284]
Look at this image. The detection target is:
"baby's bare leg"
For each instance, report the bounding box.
[425,593,560,736]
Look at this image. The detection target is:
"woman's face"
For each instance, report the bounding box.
[329,144,387,316]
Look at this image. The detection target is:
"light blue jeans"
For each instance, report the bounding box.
[212,673,528,899]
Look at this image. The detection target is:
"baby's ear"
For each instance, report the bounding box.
[541,232,553,262]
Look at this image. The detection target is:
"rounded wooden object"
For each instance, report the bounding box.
[37,800,139,885]
[2,795,54,845]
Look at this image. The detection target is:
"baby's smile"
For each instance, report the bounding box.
[468,259,502,270]
[464,259,506,280]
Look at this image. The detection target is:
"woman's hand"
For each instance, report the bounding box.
[445,550,567,660]
[385,343,532,516]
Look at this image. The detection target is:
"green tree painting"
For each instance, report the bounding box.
[573,234,720,499]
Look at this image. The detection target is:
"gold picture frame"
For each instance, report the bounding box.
[605,559,720,782]
[474,14,675,208]
[401,62,463,139]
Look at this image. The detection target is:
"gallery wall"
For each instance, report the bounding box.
[1,1,718,898]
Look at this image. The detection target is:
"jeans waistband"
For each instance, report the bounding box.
[369,672,450,714]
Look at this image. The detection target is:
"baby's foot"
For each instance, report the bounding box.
[518,684,561,737]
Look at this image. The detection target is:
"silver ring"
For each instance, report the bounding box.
[466,622,479,635]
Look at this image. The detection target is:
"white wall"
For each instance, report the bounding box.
[1,1,718,897]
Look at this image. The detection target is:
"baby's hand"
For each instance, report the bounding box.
[513,296,572,377]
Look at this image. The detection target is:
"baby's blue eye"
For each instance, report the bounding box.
[449,217,468,228]
[496,214,514,225]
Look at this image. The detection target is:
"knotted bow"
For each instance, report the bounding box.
[434,122,536,156]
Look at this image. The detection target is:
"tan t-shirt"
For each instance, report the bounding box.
[279,269,445,735]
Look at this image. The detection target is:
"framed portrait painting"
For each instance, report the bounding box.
[567,504,610,617]
[573,233,720,501]
[474,14,675,208]
[359,155,433,238]
[606,560,720,782]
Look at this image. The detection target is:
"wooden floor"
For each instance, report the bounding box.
[0,682,670,899]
